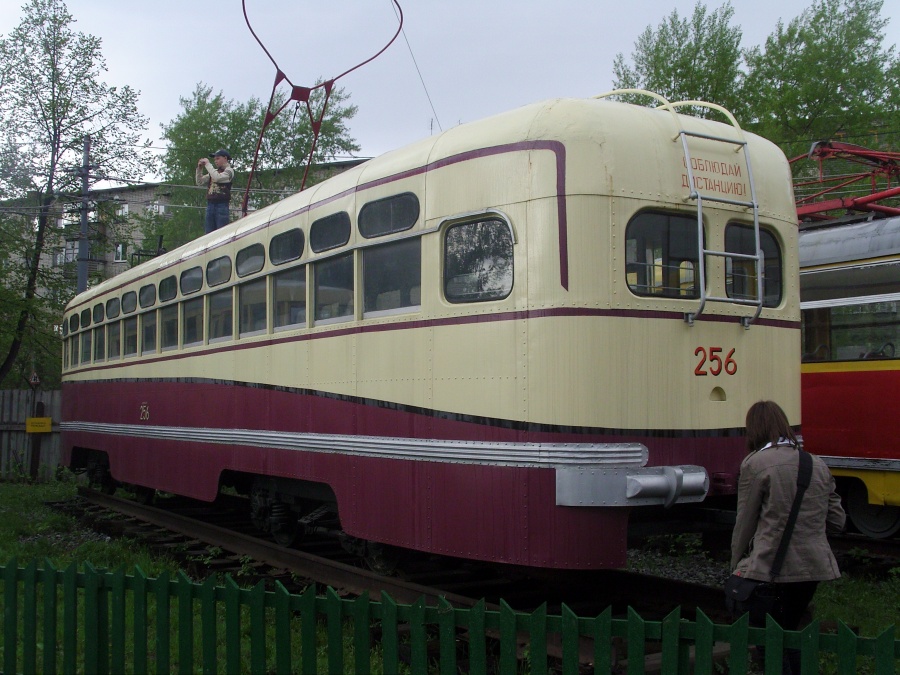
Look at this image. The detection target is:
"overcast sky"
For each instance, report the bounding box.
[0,0,897,163]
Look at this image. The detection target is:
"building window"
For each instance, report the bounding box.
[114,243,127,262]
[444,219,513,303]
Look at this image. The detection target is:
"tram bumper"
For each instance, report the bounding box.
[556,464,709,508]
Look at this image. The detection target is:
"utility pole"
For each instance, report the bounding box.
[77,135,91,293]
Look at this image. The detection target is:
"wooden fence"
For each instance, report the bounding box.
[1,559,898,674]
[0,389,60,481]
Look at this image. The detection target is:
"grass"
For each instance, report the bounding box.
[1,478,897,673]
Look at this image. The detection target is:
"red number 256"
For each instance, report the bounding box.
[694,347,737,376]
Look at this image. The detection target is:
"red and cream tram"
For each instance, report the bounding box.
[61,91,799,568]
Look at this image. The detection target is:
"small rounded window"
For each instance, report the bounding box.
[159,275,177,302]
[359,193,419,238]
[92,303,104,324]
[180,266,203,294]
[236,243,265,277]
[106,297,121,319]
[270,228,304,265]
[310,212,351,253]
[122,291,137,314]
[139,284,157,308]
[207,256,232,287]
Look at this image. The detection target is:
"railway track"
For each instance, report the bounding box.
[46,488,797,672]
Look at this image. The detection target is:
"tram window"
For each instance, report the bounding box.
[444,219,513,303]
[364,237,421,315]
[181,266,203,295]
[239,278,267,335]
[80,331,91,364]
[108,321,121,360]
[725,224,782,307]
[65,338,71,368]
[802,301,899,362]
[69,314,79,332]
[141,312,157,355]
[270,228,304,265]
[310,212,351,253]
[159,275,177,302]
[122,291,137,314]
[273,266,307,329]
[123,317,138,356]
[209,288,233,341]
[207,256,232,287]
[106,297,120,319]
[93,327,105,362]
[80,308,91,328]
[183,297,204,346]
[625,212,700,298]
[139,284,156,308]
[160,305,178,350]
[62,321,68,337]
[236,243,265,277]
[359,193,419,238]
[314,253,354,322]
[93,303,104,324]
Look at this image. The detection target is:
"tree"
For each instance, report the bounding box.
[741,0,900,158]
[612,1,743,116]
[0,0,151,387]
[147,83,360,249]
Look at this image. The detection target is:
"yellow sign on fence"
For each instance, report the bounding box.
[25,417,52,433]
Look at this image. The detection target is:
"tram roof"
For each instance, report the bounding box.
[799,215,900,268]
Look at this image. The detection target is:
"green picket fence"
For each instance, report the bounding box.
[1,558,898,674]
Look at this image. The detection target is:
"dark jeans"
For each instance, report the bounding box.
[749,581,818,674]
[205,201,230,234]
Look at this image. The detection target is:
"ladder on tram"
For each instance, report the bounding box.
[594,90,764,328]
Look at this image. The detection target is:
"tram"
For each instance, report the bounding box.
[800,215,900,538]
[60,91,799,569]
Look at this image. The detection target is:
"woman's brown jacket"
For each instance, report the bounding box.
[731,442,846,582]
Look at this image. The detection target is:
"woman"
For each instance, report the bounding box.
[731,400,845,673]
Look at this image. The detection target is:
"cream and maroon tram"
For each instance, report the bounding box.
[61,91,799,569]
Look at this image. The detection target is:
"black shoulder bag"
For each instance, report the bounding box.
[725,450,813,621]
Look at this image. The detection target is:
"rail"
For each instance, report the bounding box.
[2,559,898,674]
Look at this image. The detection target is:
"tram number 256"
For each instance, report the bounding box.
[694,347,737,376]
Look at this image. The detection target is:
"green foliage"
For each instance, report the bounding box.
[0,0,152,387]
[741,0,900,158]
[612,1,744,117]
[146,82,360,250]
[611,0,899,159]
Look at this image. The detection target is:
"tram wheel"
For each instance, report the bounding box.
[846,481,900,539]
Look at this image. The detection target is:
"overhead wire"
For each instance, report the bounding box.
[388,0,442,133]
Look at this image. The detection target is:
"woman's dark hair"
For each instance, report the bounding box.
[745,400,799,452]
